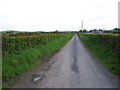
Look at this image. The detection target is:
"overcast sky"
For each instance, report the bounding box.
[0,0,119,31]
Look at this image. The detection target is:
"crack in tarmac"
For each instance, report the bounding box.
[71,56,79,73]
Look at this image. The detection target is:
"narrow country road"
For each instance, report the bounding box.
[13,35,118,88]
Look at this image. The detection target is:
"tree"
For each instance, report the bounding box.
[55,30,58,33]
[79,30,82,33]
[114,28,120,30]
[83,29,87,33]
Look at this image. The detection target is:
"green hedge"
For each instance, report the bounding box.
[2,35,62,56]
[79,34,120,52]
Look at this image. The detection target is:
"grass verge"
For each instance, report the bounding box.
[2,34,73,88]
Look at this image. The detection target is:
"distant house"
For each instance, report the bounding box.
[87,29,103,33]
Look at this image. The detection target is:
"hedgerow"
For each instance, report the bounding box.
[2,35,63,56]
[78,33,120,77]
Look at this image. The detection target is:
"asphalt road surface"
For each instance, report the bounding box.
[13,34,118,88]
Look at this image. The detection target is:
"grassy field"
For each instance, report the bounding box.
[2,33,74,87]
[78,33,120,78]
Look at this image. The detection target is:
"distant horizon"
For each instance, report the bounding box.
[1,28,118,32]
[1,27,118,32]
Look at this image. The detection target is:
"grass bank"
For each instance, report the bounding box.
[77,33,120,78]
[2,34,74,88]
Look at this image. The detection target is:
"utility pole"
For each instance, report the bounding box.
[81,20,83,30]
